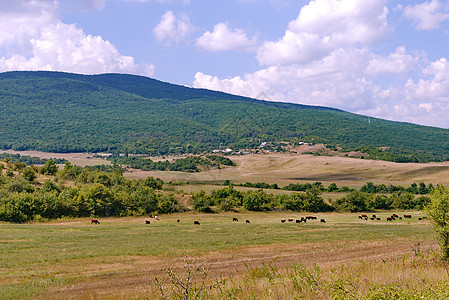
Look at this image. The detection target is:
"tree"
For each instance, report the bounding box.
[191,191,212,213]
[22,167,36,182]
[426,185,449,261]
[40,160,58,175]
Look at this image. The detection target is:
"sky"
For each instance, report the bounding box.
[2,0,449,129]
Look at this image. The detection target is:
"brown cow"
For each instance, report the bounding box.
[361,214,368,218]
[387,217,392,221]
[177,219,180,222]
[194,221,200,225]
[91,219,100,224]
[404,215,412,218]
[145,220,151,224]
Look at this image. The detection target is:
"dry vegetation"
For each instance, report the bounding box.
[2,150,449,298]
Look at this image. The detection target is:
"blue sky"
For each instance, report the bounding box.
[2,0,449,129]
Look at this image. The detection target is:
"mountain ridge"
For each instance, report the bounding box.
[1,70,448,162]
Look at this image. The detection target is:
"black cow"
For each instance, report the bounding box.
[194,221,200,225]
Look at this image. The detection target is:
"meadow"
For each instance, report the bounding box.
[1,211,445,299]
[1,150,449,299]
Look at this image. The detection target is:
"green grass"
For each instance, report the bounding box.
[0,212,435,298]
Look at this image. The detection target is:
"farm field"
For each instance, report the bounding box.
[0,211,443,299]
[4,149,449,188]
[119,152,449,189]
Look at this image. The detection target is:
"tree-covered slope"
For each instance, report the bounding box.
[1,71,449,162]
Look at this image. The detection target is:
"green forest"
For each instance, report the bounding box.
[1,71,449,162]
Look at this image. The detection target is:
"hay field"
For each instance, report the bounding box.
[0,212,442,299]
[125,152,449,188]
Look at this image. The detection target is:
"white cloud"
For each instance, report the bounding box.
[153,11,193,44]
[196,23,257,51]
[0,0,153,77]
[0,22,153,76]
[256,0,388,66]
[365,47,418,76]
[0,0,58,49]
[403,0,449,30]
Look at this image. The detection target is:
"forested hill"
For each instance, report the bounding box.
[1,70,449,162]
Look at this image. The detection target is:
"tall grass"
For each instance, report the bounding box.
[153,248,449,299]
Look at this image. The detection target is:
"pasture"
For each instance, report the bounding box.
[124,152,449,189]
[0,211,444,299]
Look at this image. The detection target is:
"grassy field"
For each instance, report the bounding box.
[1,211,444,299]
[125,152,449,189]
[2,151,449,298]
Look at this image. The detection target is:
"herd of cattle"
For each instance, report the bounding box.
[90,213,425,225]
[357,214,426,221]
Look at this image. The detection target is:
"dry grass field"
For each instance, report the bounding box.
[2,150,449,298]
[1,212,445,299]
[126,152,449,189]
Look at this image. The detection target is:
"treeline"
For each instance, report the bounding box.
[192,186,430,212]
[0,162,180,223]
[191,186,332,213]
[190,186,430,213]
[332,191,430,212]
[0,153,67,165]
[111,155,235,173]
[228,181,433,195]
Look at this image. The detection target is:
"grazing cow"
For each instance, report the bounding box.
[296,220,301,223]
[387,217,392,221]
[281,220,286,223]
[370,217,375,220]
[358,216,363,219]
[392,214,399,218]
[194,221,200,225]
[364,217,368,220]
[91,219,100,224]
[372,215,377,218]
[177,219,180,222]
[288,219,294,222]
[145,220,151,224]
[320,219,326,223]
[306,216,317,220]
[233,218,239,222]
[404,215,412,218]
[246,220,250,223]
[377,218,381,221]
[399,217,402,220]
[361,214,368,218]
